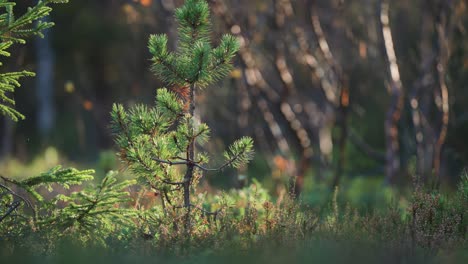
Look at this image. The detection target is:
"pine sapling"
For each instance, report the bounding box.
[111,0,254,232]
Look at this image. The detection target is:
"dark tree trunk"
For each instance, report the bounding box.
[35,10,55,140]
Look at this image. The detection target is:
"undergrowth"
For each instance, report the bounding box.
[0,172,466,262]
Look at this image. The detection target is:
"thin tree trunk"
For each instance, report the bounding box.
[380,0,404,183]
[332,83,349,188]
[410,4,435,182]
[183,84,195,232]
[433,12,450,188]
[309,1,348,189]
[35,9,55,140]
[1,118,14,157]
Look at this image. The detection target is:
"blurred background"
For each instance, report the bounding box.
[1,0,467,208]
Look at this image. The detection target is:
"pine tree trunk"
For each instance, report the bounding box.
[183,84,195,232]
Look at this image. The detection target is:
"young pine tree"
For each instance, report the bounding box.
[111,0,254,230]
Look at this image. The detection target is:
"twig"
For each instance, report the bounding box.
[162,178,190,186]
[0,177,34,210]
[0,201,21,223]
[154,150,244,172]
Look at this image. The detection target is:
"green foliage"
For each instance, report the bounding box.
[0,168,140,247]
[148,0,240,87]
[1,171,467,258]
[111,0,254,228]
[0,164,94,215]
[7,165,94,202]
[38,172,136,245]
[0,2,108,234]
[1,0,466,260]
[0,0,68,121]
[223,137,255,169]
[211,179,271,218]
[0,166,96,237]
[408,175,468,249]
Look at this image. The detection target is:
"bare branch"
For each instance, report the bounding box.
[1,176,34,209]
[162,178,190,186]
[348,130,386,162]
[153,158,190,166]
[0,201,21,223]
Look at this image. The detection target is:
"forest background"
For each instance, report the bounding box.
[0,0,467,214]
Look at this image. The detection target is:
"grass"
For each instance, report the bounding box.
[0,151,466,263]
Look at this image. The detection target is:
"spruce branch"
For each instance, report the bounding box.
[1,166,94,202]
[39,172,136,239]
[0,0,68,121]
[0,180,34,210]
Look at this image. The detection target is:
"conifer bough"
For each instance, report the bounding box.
[0,0,106,229]
[0,0,68,121]
[111,0,254,232]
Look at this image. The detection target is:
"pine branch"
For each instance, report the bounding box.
[175,0,211,54]
[222,137,255,169]
[153,136,254,172]
[149,34,189,85]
